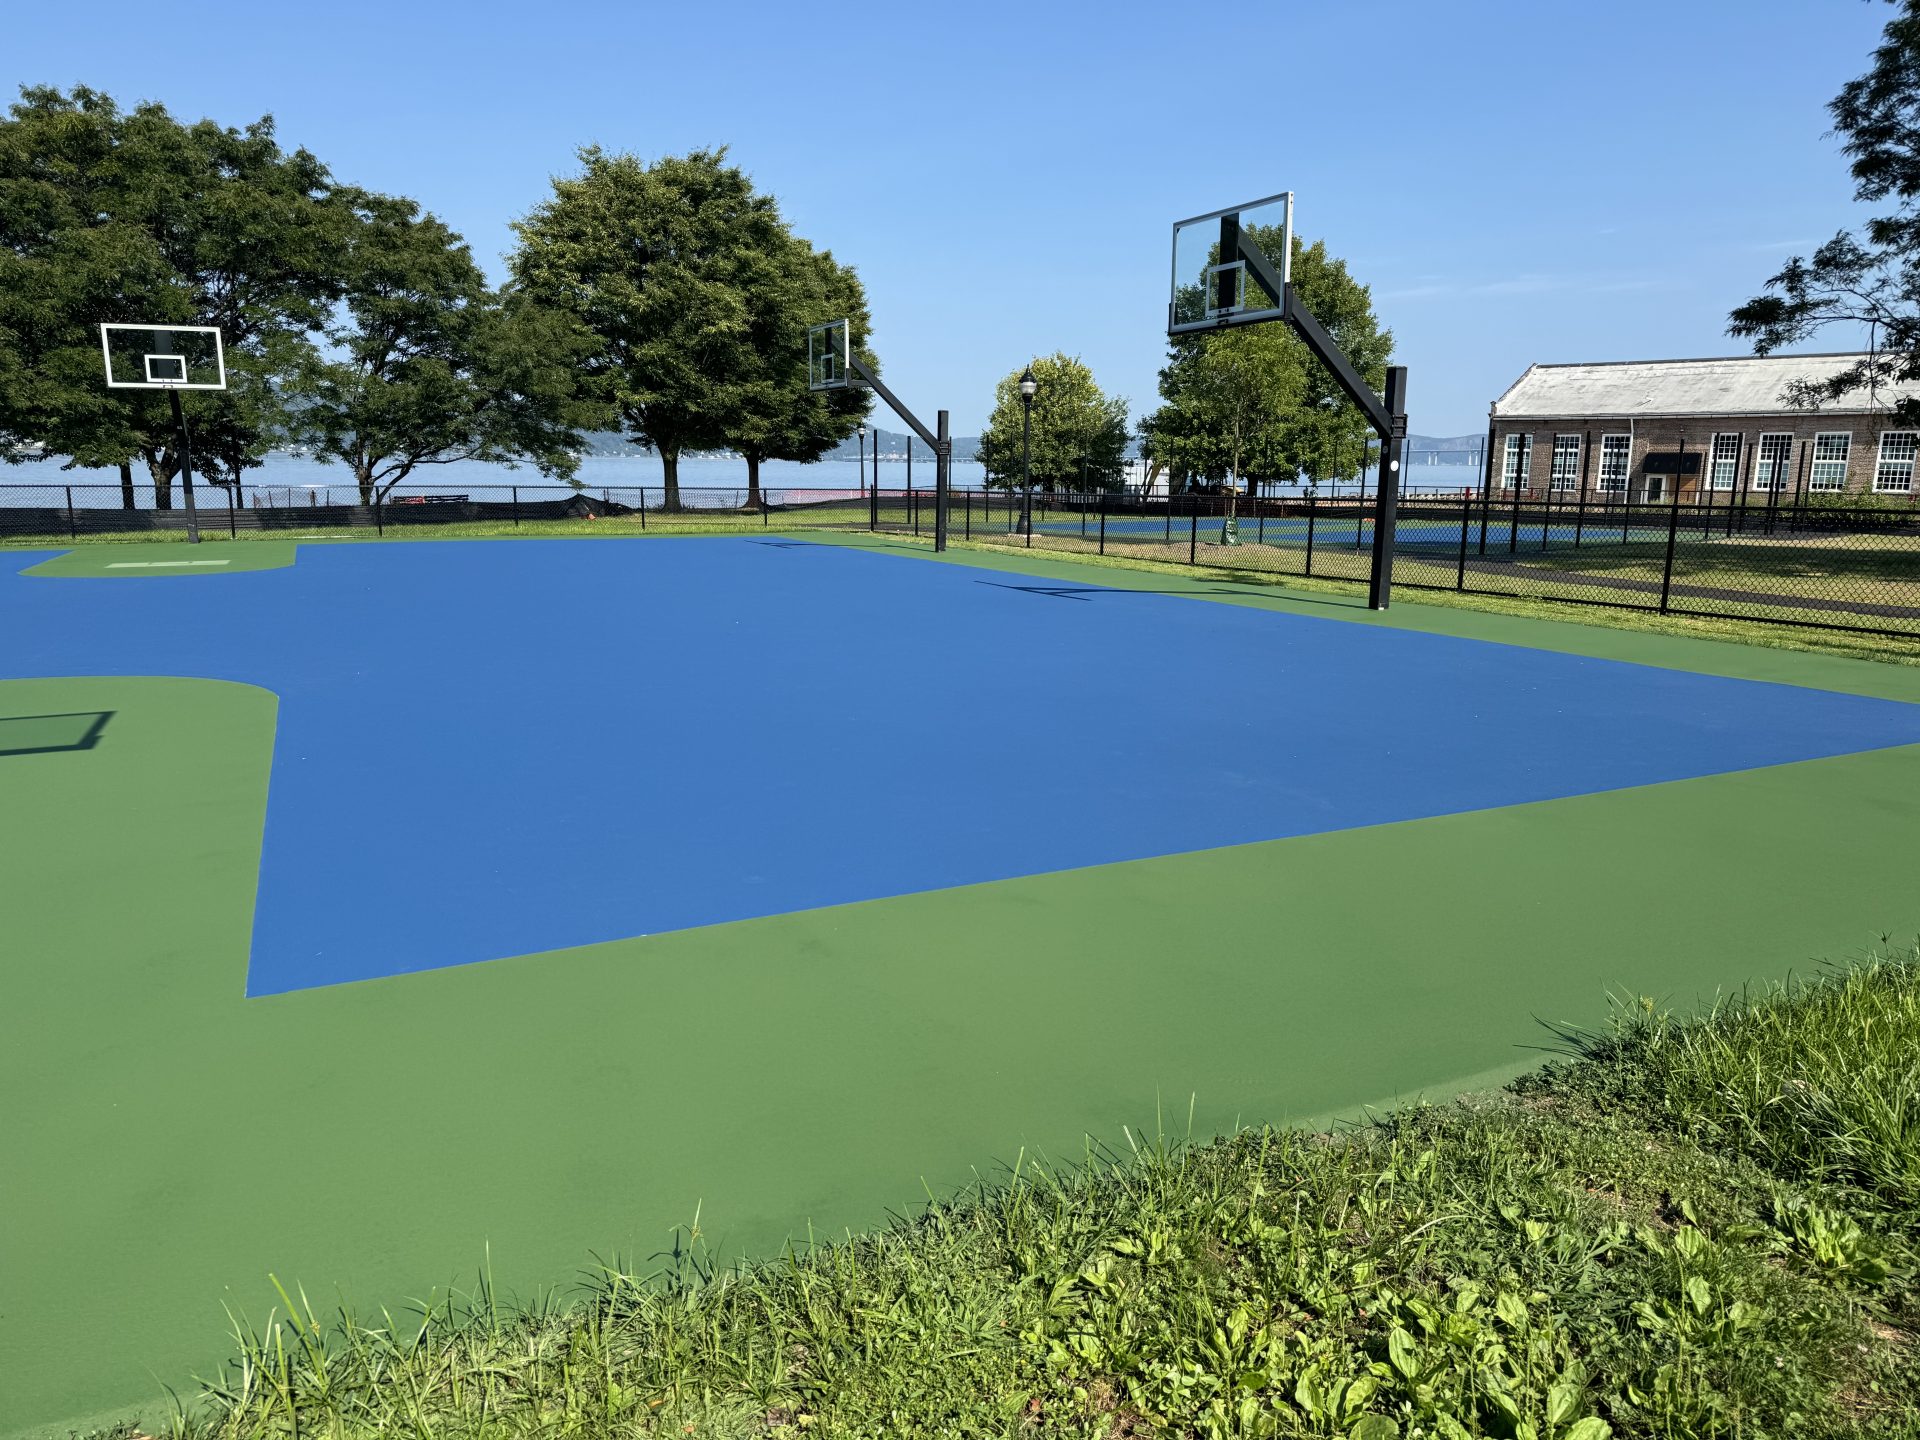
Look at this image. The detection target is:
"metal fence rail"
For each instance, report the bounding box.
[3,481,1915,640]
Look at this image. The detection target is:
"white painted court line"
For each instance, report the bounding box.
[104,559,232,568]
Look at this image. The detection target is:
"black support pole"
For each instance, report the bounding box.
[168,388,202,544]
[1658,438,1686,613]
[934,410,950,553]
[1366,366,1408,610]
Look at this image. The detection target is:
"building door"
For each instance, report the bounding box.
[1645,474,1666,503]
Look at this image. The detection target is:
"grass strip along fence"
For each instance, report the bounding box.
[106,951,1920,1440]
[7,481,1917,642]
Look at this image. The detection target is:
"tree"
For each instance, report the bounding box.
[508,146,792,509]
[728,235,873,507]
[1139,234,1391,493]
[294,189,602,504]
[1730,1,1920,420]
[0,86,344,507]
[975,353,1129,492]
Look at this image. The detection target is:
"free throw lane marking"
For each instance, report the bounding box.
[105,559,232,568]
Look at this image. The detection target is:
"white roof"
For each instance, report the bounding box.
[1491,353,1916,419]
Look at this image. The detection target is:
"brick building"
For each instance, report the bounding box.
[1486,353,1920,505]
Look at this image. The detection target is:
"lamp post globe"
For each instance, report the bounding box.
[1018,366,1037,536]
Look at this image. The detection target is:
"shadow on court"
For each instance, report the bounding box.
[0,711,113,756]
[974,579,1367,610]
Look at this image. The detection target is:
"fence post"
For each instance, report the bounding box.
[375,490,384,536]
[1574,488,1586,547]
[1189,499,1198,565]
[65,485,76,540]
[1658,482,1682,613]
[227,483,237,539]
[1508,473,1522,555]
[1478,480,1491,555]
[1098,491,1107,554]
[965,488,972,540]
[763,493,770,527]
[869,478,878,533]
[1306,494,1317,575]
[1456,493,1470,591]
[639,486,647,529]
[512,485,519,528]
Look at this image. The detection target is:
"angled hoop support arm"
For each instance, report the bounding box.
[1230,233,1407,608]
[850,357,939,452]
[849,355,951,552]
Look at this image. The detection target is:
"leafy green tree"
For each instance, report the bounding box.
[1731,1,1920,420]
[728,235,873,507]
[1139,234,1390,493]
[295,189,602,504]
[508,146,792,509]
[975,353,1129,492]
[0,85,343,507]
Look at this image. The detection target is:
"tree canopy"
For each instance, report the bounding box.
[0,85,344,504]
[295,189,601,503]
[510,146,817,508]
[1730,0,1920,418]
[727,234,873,505]
[1139,234,1390,492]
[975,353,1129,492]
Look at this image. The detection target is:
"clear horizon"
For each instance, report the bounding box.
[4,0,1890,437]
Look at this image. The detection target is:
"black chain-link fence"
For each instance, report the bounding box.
[5,481,1916,639]
[966,488,1920,639]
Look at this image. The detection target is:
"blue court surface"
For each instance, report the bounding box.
[7,535,1920,997]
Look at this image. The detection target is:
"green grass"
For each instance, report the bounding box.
[110,952,1920,1440]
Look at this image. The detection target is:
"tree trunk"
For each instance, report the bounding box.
[118,460,136,510]
[745,452,762,509]
[660,446,682,511]
[146,449,174,510]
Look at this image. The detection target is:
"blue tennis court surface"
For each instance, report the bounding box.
[7,536,1920,996]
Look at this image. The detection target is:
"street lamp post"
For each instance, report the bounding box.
[858,423,868,496]
[1019,365,1037,536]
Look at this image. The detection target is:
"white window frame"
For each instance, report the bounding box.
[1808,431,1851,492]
[1500,432,1533,490]
[1708,432,1740,492]
[1597,434,1630,494]
[1549,434,1581,491]
[1751,433,1792,492]
[1875,431,1917,493]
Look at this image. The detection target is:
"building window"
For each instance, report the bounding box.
[1876,431,1918,492]
[1809,432,1851,492]
[1550,434,1581,491]
[1598,434,1630,494]
[1752,433,1792,491]
[1709,433,1740,491]
[1501,433,1533,490]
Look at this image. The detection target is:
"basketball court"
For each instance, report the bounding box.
[6,529,1920,1435]
[6,199,1920,1440]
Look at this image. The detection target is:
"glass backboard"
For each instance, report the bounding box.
[808,319,850,391]
[1169,192,1292,335]
[99,323,227,390]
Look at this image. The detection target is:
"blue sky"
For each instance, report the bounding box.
[5,0,1892,437]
